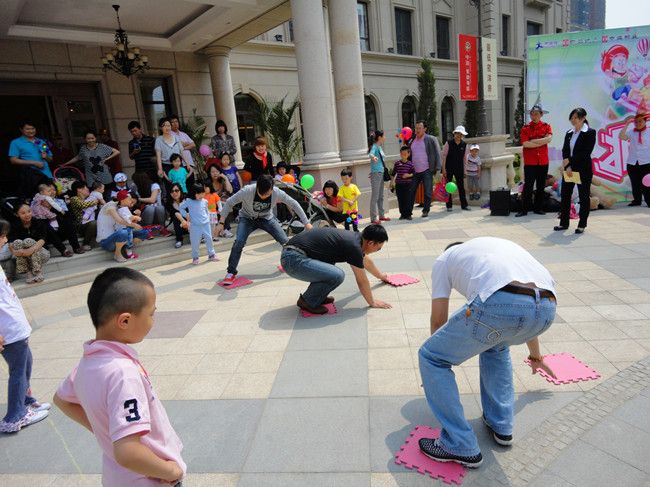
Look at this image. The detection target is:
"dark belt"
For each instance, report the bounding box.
[499,284,555,299]
[283,245,306,255]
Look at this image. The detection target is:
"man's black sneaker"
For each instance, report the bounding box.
[483,414,513,446]
[418,437,483,468]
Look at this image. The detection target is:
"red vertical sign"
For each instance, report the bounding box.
[458,34,478,100]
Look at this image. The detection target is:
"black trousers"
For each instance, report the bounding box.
[43,213,80,253]
[395,183,413,217]
[521,164,549,213]
[627,162,650,206]
[560,173,592,228]
[445,164,468,209]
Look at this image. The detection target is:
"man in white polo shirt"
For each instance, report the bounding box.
[409,120,443,217]
[417,237,557,468]
[619,109,650,207]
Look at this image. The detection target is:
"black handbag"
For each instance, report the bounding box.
[383,165,391,182]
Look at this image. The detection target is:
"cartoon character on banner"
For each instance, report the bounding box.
[395,127,413,145]
[601,42,650,120]
[346,210,362,225]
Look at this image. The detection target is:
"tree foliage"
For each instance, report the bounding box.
[416,58,439,138]
[463,101,479,138]
[514,68,526,145]
[178,108,208,179]
[252,95,303,164]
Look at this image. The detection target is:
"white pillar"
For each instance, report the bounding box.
[290,0,340,165]
[204,46,243,165]
[328,0,368,161]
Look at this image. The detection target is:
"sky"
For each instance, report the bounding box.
[605,0,650,29]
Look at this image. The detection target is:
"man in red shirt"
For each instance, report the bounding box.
[517,99,553,217]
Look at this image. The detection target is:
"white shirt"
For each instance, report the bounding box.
[96,201,119,242]
[431,237,556,304]
[0,267,31,345]
[625,126,650,165]
[173,130,194,167]
[569,123,589,156]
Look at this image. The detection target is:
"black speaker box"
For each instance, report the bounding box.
[490,188,511,216]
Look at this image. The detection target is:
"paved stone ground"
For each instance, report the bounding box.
[1,202,650,486]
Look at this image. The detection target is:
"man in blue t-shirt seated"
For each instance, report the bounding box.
[8,119,54,198]
[280,223,392,314]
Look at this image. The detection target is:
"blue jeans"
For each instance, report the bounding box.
[189,222,215,259]
[418,290,556,456]
[1,338,36,423]
[280,248,346,307]
[99,228,149,252]
[410,169,434,212]
[227,216,288,275]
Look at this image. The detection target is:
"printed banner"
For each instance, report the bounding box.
[527,26,650,199]
[459,34,478,100]
[482,37,497,100]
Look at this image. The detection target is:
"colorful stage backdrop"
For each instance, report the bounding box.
[527,26,650,200]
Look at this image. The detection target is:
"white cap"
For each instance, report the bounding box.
[470,144,480,151]
[453,125,468,136]
[113,172,127,183]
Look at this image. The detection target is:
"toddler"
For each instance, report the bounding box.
[0,218,51,434]
[219,153,242,193]
[83,181,106,224]
[391,146,415,220]
[289,165,301,185]
[115,190,146,256]
[111,172,129,199]
[466,144,482,200]
[31,182,63,228]
[54,268,186,486]
[178,183,218,265]
[166,154,193,193]
[274,161,289,181]
[338,168,361,232]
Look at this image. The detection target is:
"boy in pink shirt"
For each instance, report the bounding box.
[54,268,186,486]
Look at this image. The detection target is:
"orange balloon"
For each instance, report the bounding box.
[241,170,252,183]
[281,174,295,183]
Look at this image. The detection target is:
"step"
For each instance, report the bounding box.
[12,228,276,298]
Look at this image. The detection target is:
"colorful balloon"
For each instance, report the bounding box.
[301,174,315,189]
[445,182,458,194]
[281,174,295,184]
[638,38,649,57]
[199,144,211,157]
[642,173,650,187]
[401,126,413,140]
[241,170,252,183]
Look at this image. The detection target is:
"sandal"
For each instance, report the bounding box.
[62,250,73,257]
[113,254,127,263]
[26,276,39,284]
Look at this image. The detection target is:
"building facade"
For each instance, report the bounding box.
[568,0,606,32]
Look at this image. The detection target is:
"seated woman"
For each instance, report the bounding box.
[313,180,346,226]
[30,182,82,256]
[8,203,50,284]
[130,171,169,233]
[68,181,98,251]
[164,183,189,249]
[96,194,148,262]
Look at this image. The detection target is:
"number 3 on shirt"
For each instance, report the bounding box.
[124,399,141,422]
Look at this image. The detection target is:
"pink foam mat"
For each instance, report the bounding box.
[524,352,601,385]
[218,276,253,289]
[387,274,420,286]
[300,302,338,318]
[395,425,466,485]
[277,265,284,273]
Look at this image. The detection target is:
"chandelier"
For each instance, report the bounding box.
[101,5,149,78]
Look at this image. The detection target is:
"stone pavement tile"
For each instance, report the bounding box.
[219,320,263,336]
[546,439,647,486]
[629,277,650,293]
[238,473,370,486]
[405,328,430,348]
[48,474,102,486]
[248,333,292,352]
[220,372,276,399]
[541,340,608,364]
[369,369,420,396]
[609,288,650,304]
[555,279,604,293]
[149,353,204,375]
[571,245,644,261]
[598,259,650,279]
[538,322,583,342]
[194,352,243,374]
[183,320,226,338]
[613,320,650,339]
[512,391,582,439]
[591,304,647,321]
[582,417,650,474]
[288,316,367,351]
[554,306,606,322]
[552,292,585,307]
[576,362,620,391]
[572,291,624,306]
[243,397,370,472]
[370,472,444,486]
[164,399,265,473]
[184,473,239,486]
[148,310,207,338]
[612,361,637,371]
[631,303,650,318]
[174,373,231,400]
[236,351,284,374]
[528,472,578,487]
[368,329,409,348]
[31,358,82,380]
[393,298,431,313]
[402,312,430,329]
[568,321,629,341]
[366,307,406,328]
[368,348,413,370]
[589,339,649,362]
[271,349,367,398]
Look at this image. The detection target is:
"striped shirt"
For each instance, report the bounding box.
[393,160,415,184]
[410,137,428,173]
[466,155,481,176]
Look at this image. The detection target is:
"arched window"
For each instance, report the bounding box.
[234,94,261,158]
[365,96,377,135]
[401,96,417,129]
[441,96,455,142]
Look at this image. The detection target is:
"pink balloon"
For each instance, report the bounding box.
[401,127,413,140]
[642,173,650,187]
[199,144,211,157]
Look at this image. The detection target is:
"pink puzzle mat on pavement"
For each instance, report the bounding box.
[386,274,420,286]
[218,276,253,289]
[524,353,601,385]
[300,302,338,318]
[395,425,466,485]
[277,265,284,273]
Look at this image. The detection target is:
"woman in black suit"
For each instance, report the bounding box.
[554,107,597,234]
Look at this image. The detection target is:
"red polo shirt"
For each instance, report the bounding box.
[521,121,552,165]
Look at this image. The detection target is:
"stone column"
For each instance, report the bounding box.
[204,46,243,164]
[290,0,340,165]
[328,0,367,161]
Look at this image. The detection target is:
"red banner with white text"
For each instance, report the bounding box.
[459,34,478,100]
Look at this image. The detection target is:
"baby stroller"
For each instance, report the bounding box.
[275,181,334,235]
[53,166,85,199]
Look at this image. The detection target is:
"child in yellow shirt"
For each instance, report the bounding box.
[337,169,361,232]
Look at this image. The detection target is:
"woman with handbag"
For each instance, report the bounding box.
[368,130,390,224]
[554,107,596,234]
